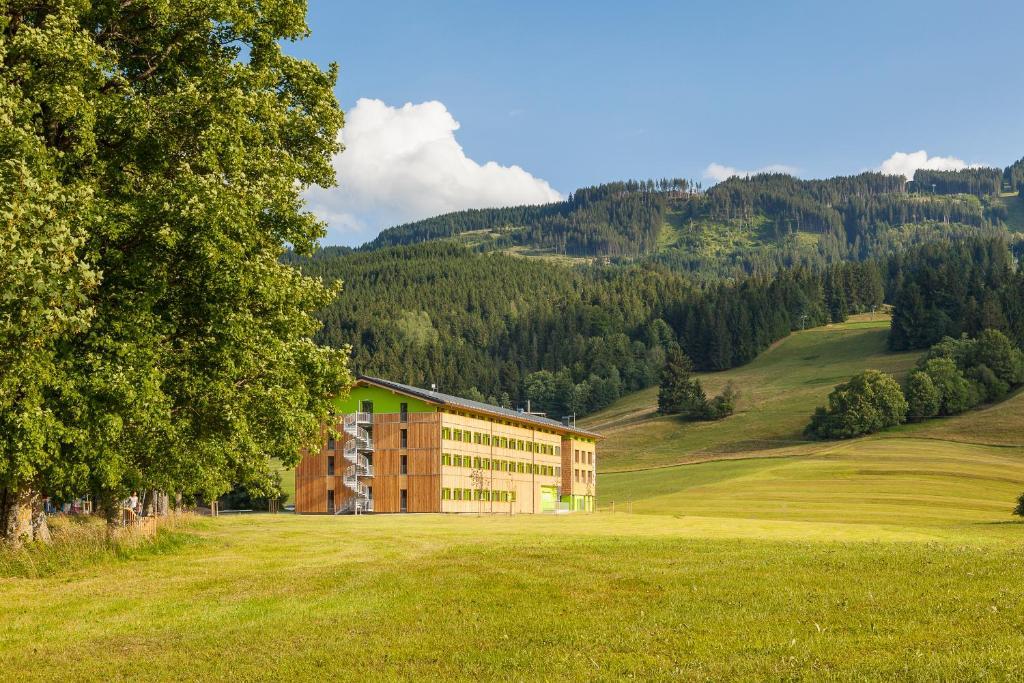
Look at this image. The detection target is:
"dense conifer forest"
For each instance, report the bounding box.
[294,158,1024,419]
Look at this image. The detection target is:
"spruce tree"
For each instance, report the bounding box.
[658,345,708,417]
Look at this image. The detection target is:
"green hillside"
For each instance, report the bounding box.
[581,314,920,471]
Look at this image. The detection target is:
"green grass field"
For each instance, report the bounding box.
[4,314,1024,680]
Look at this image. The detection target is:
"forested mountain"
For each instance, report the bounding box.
[291,232,1023,419]
[363,179,688,257]
[294,157,1024,419]
[361,158,1024,267]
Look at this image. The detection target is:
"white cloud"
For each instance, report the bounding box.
[703,162,799,183]
[304,98,563,246]
[877,150,985,180]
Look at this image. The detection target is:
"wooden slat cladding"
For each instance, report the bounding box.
[369,412,440,513]
[296,420,348,513]
[295,449,326,513]
[407,413,441,512]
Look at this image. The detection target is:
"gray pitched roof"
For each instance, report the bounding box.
[357,375,601,439]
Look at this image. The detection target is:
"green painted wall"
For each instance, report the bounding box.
[333,384,437,415]
[561,494,595,512]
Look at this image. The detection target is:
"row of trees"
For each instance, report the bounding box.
[910,168,1003,197]
[1,2,349,542]
[806,330,1024,439]
[1006,157,1024,193]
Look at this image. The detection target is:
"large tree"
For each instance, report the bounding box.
[805,370,907,439]
[1,0,350,541]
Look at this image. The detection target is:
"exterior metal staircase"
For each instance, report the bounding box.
[338,412,374,513]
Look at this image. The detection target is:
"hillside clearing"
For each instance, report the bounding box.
[582,315,919,471]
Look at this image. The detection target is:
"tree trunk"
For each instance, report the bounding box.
[1,487,50,545]
[98,491,121,531]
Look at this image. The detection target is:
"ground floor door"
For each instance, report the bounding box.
[540,486,557,513]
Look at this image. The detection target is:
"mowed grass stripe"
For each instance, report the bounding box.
[600,438,1024,527]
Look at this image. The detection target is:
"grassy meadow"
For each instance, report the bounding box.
[3,507,1024,681]
[582,315,920,471]
[4,314,1024,680]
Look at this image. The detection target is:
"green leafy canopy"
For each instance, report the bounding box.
[1,0,351,511]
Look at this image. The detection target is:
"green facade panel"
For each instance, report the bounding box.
[333,384,437,415]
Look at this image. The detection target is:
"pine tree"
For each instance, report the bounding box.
[657,345,708,417]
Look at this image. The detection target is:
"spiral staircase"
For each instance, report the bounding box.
[337,412,374,513]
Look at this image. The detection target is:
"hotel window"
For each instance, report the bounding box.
[442,488,451,500]
[510,490,516,502]
[442,427,451,440]
[327,456,335,476]
[463,431,471,443]
[517,462,525,473]
[482,457,491,470]
[588,453,593,465]
[454,429,462,441]
[453,488,462,500]
[400,429,407,449]
[400,402,408,422]
[400,455,408,475]
[327,436,335,450]
[555,446,561,456]
[463,488,472,500]
[473,456,482,469]
[556,466,561,477]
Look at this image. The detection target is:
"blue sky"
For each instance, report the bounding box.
[293,0,1024,245]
